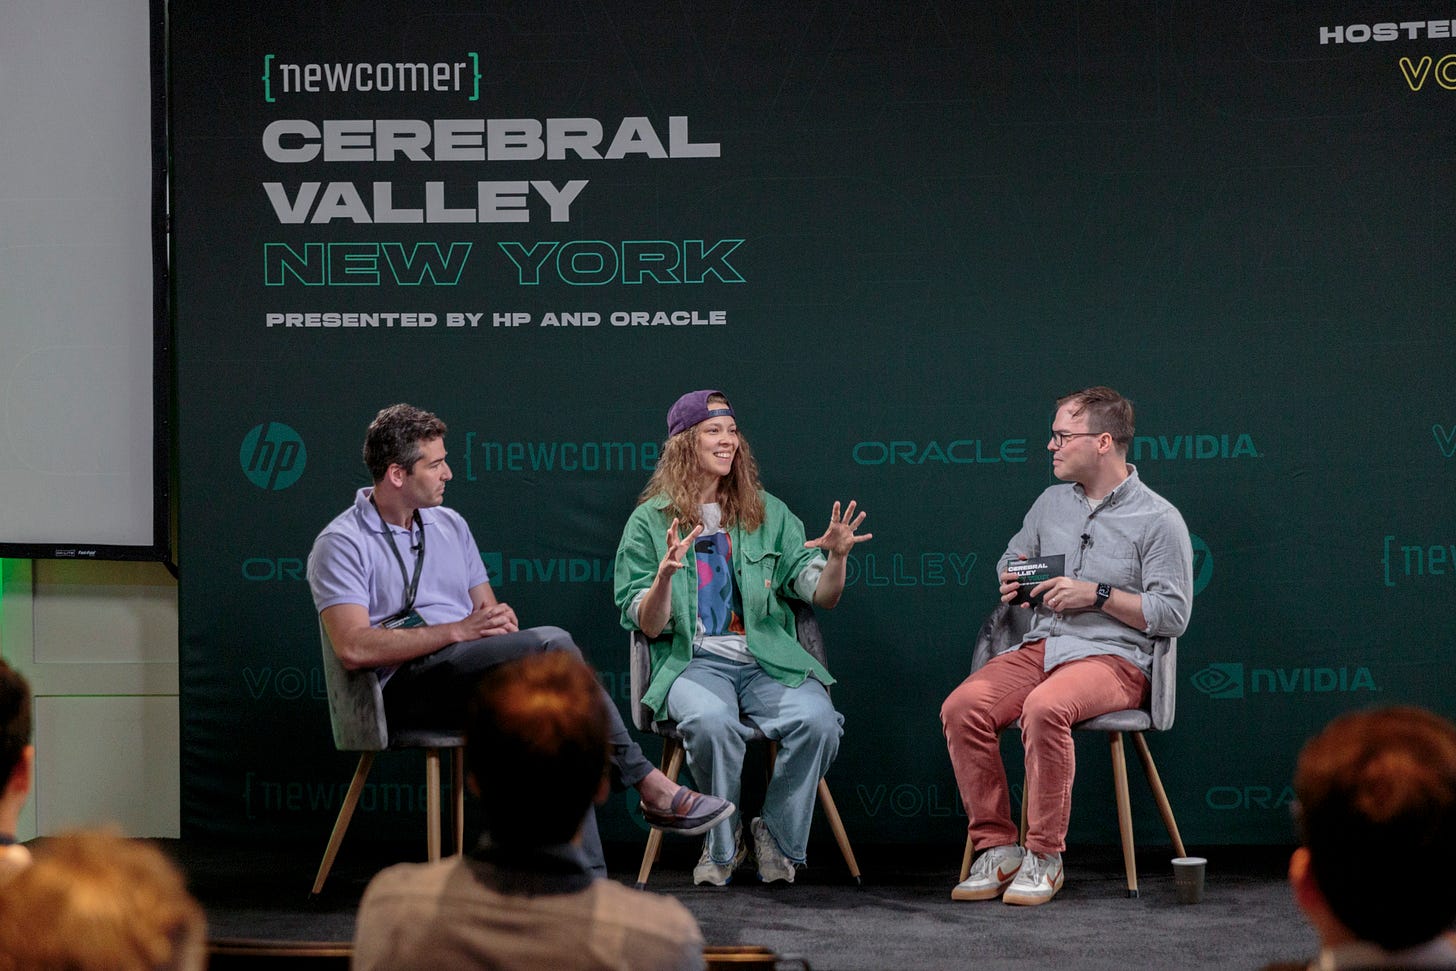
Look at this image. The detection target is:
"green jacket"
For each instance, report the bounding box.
[614,492,835,719]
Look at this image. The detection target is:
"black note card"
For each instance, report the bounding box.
[1008,554,1065,606]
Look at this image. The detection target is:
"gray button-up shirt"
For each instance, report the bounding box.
[998,465,1193,673]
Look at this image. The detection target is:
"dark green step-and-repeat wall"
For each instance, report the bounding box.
[172,2,1456,849]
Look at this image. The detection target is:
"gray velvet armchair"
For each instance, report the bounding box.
[310,620,465,896]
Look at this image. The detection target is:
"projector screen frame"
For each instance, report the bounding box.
[0,0,172,566]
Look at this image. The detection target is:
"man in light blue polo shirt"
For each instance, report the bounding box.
[307,404,730,876]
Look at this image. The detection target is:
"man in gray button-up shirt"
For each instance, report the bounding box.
[943,386,1193,907]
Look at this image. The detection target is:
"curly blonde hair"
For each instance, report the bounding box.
[638,397,765,532]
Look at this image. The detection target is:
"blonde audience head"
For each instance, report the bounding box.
[0,828,206,971]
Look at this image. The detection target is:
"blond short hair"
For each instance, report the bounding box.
[0,829,206,971]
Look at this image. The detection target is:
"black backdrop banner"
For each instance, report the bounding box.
[173,2,1456,846]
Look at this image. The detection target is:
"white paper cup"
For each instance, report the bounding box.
[1172,856,1206,904]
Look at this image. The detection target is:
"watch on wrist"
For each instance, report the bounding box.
[1094,583,1112,611]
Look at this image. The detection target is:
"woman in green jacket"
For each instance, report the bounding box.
[614,390,870,885]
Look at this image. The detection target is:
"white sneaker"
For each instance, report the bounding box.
[750,816,796,884]
[1002,850,1064,906]
[692,824,747,886]
[951,844,1024,901]
[690,826,745,885]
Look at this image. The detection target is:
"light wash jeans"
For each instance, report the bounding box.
[666,649,843,864]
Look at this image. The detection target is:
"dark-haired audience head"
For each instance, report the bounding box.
[466,652,609,847]
[363,403,447,482]
[0,660,33,834]
[1291,706,1456,951]
[0,828,207,971]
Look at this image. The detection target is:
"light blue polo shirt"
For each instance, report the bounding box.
[308,487,490,630]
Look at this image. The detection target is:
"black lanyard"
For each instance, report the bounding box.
[374,501,425,611]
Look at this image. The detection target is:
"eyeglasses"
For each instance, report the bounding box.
[1048,431,1104,448]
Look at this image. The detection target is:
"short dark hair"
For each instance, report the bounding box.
[362,404,447,481]
[466,652,608,846]
[1057,386,1135,450]
[1294,706,1456,949]
[0,661,31,785]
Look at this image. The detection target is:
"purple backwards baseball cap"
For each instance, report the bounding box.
[667,389,734,438]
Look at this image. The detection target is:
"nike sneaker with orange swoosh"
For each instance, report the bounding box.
[951,843,1024,901]
[1002,850,1064,906]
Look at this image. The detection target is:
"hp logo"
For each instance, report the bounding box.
[240,422,307,490]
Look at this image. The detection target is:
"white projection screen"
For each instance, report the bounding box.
[0,0,167,560]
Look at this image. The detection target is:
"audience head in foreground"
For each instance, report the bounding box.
[1289,705,1456,964]
[466,643,612,846]
[0,660,33,881]
[353,652,705,971]
[0,828,206,971]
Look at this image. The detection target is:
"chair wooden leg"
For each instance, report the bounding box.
[636,740,685,890]
[1019,781,1029,845]
[1108,732,1138,897]
[959,835,974,883]
[426,747,442,862]
[1131,732,1187,858]
[658,739,684,779]
[452,746,466,856]
[816,778,862,884]
[655,743,686,866]
[310,752,374,897]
